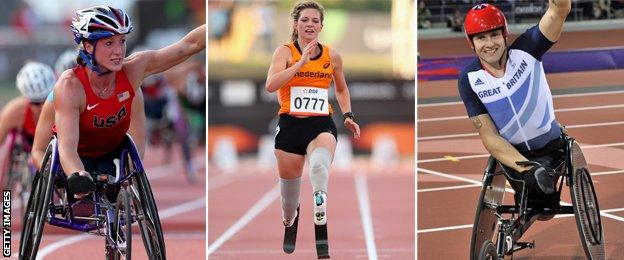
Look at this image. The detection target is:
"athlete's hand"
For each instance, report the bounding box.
[344,118,360,139]
[298,40,317,66]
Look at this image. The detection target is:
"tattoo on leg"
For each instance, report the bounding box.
[551,0,558,6]
[471,117,483,129]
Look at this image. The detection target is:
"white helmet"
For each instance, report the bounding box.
[54,49,78,76]
[71,5,133,44]
[16,62,56,103]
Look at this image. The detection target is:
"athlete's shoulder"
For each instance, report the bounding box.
[0,97,27,126]
[459,58,482,79]
[56,68,81,89]
[509,25,554,59]
[328,47,340,60]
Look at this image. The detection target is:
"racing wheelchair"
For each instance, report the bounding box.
[470,135,605,260]
[1,130,34,212]
[19,134,166,260]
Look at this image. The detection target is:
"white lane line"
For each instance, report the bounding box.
[207,184,279,256]
[159,197,206,219]
[417,207,624,234]
[354,171,378,260]
[36,234,91,260]
[418,141,624,163]
[593,169,624,176]
[36,156,206,258]
[418,169,624,193]
[37,195,207,259]
[417,168,482,186]
[418,154,489,164]
[418,132,477,141]
[418,89,624,108]
[417,224,473,234]
[419,104,624,123]
[212,247,413,254]
[418,121,624,141]
[418,184,481,193]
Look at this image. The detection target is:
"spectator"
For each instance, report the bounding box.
[447,8,464,32]
[418,1,432,29]
[592,0,611,19]
[613,0,624,18]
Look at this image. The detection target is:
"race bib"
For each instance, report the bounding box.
[289,86,329,116]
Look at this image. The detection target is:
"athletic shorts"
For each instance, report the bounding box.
[77,142,124,202]
[274,114,338,155]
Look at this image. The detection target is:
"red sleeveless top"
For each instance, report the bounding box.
[22,104,37,141]
[73,66,135,158]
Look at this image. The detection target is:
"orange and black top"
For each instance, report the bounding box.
[278,42,334,116]
[65,66,135,158]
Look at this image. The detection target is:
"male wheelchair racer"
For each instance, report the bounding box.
[470,134,605,260]
[19,134,166,260]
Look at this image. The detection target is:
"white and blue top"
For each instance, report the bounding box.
[458,25,561,151]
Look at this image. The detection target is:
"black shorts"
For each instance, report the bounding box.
[274,114,338,155]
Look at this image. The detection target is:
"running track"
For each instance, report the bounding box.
[208,158,415,259]
[5,145,206,259]
[417,69,624,259]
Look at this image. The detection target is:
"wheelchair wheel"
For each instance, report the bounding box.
[130,172,166,259]
[470,158,506,260]
[569,142,605,260]
[478,240,497,260]
[109,187,132,260]
[19,147,53,260]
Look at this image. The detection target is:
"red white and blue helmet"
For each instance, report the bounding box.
[464,3,508,47]
[70,6,132,74]
[71,5,133,44]
[16,62,56,103]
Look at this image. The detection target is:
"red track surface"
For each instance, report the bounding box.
[5,145,206,259]
[417,70,624,259]
[208,160,414,259]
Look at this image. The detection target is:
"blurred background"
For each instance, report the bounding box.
[208,0,415,259]
[208,0,415,170]
[418,1,624,259]
[0,0,207,258]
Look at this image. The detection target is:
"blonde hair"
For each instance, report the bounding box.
[290,1,325,42]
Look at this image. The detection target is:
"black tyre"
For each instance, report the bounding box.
[470,158,506,260]
[478,240,498,260]
[130,171,166,259]
[19,144,54,260]
[109,187,132,260]
[571,167,605,260]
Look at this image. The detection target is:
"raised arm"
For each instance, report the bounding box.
[125,25,206,81]
[472,114,530,173]
[538,0,571,42]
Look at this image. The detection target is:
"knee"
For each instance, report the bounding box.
[309,148,331,174]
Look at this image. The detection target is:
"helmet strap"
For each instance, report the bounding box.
[79,43,111,76]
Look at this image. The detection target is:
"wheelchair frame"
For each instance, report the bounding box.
[19,134,167,260]
[470,135,605,260]
[1,130,34,212]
